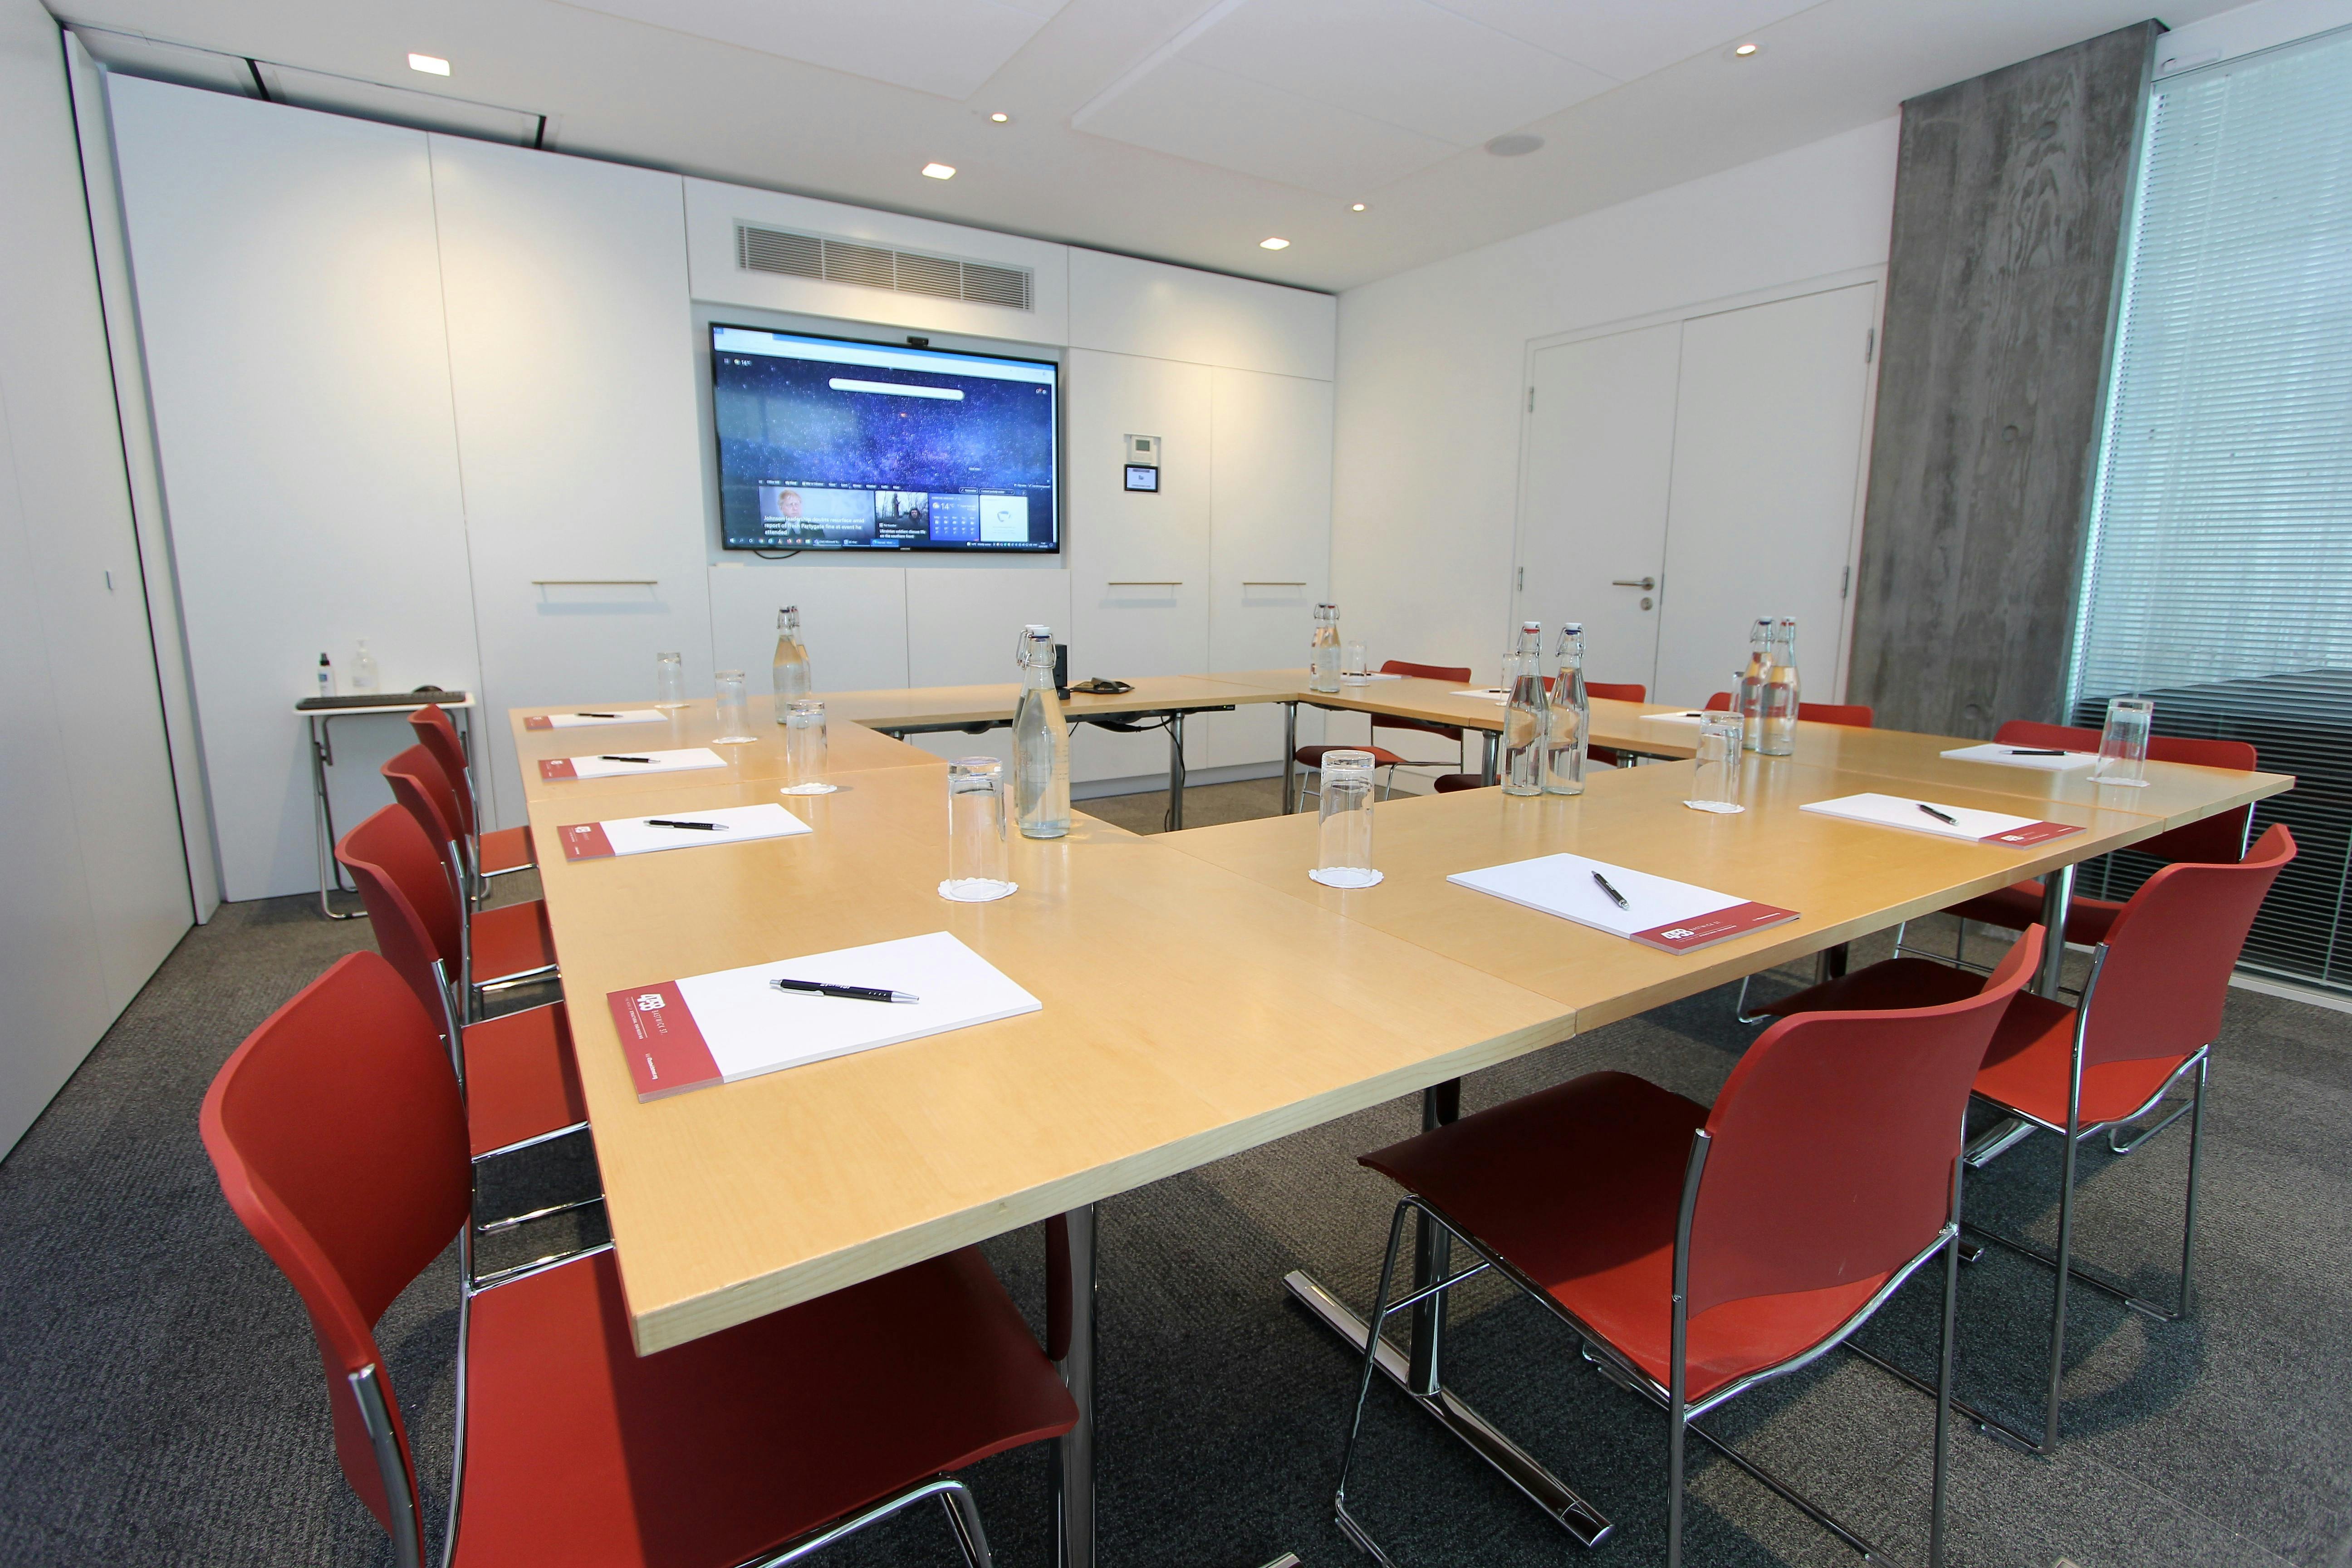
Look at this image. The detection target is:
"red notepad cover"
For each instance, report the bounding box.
[1631,901,1800,954]
[607,981,723,1100]
[1979,821,2082,847]
[559,822,616,860]
[538,757,578,779]
[524,715,553,730]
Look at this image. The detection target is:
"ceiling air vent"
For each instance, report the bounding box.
[735,223,1034,311]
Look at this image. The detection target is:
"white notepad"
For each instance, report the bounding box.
[1452,688,1510,701]
[538,746,727,781]
[557,803,809,860]
[1637,710,1715,725]
[1799,792,2082,847]
[524,709,667,730]
[1446,853,1798,953]
[607,932,1042,1100]
[1938,743,2100,773]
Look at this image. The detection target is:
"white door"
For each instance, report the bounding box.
[1653,284,1877,708]
[1514,323,1683,692]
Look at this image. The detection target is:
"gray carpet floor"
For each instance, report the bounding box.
[2,777,2347,1568]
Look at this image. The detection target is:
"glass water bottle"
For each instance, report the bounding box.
[1759,617,1800,757]
[1544,622,1588,796]
[771,605,812,719]
[1501,621,1549,796]
[1013,624,1071,839]
[1735,617,1772,752]
[1309,603,1342,694]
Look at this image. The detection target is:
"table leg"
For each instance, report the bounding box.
[1053,1204,1098,1568]
[2035,862,2075,999]
[309,715,365,921]
[1281,702,1298,814]
[1480,729,1500,787]
[1167,711,1187,833]
[1814,943,1850,984]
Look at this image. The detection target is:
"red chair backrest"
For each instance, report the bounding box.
[199,952,469,1549]
[1994,720,2258,864]
[337,805,463,1029]
[1432,774,1486,794]
[405,707,475,839]
[2083,823,2294,1068]
[1376,660,1474,746]
[1685,927,2043,1317]
[1701,692,1873,728]
[383,745,466,876]
[1588,682,1646,703]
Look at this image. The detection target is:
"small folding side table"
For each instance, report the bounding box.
[297,691,475,919]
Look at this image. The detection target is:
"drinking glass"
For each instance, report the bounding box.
[940,756,1016,902]
[1310,749,1382,888]
[712,669,756,744]
[654,651,686,709]
[1341,640,1371,685]
[2094,696,2154,786]
[1686,713,1745,813]
[779,700,837,795]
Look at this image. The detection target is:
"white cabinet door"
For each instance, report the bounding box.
[111,81,479,899]
[430,137,712,829]
[712,564,910,702]
[1200,368,1332,769]
[1654,284,1877,708]
[1065,350,1212,784]
[1514,322,1682,694]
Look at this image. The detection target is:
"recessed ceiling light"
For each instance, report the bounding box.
[922,162,956,180]
[989,112,1010,123]
[1351,202,1367,212]
[1485,133,1544,157]
[407,52,451,76]
[1732,41,1763,57]
[1259,237,1290,250]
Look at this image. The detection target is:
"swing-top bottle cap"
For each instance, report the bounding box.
[1519,620,1540,632]
[1024,623,1052,637]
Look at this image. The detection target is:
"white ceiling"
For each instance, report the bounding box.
[54,0,2254,293]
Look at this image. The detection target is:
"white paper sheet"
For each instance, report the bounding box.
[1799,792,2062,843]
[1938,743,2100,773]
[534,709,667,729]
[584,804,809,858]
[546,746,727,780]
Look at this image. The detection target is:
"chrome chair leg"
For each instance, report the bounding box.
[939,1480,993,1568]
[2042,1108,2082,1452]
[2180,1055,2209,1316]
[1332,1201,1412,1568]
[1929,1167,1961,1568]
[1733,973,1775,1025]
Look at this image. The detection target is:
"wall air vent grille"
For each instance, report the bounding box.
[734,223,1034,311]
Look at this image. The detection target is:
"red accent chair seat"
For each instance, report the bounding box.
[1294,660,1472,806]
[382,746,559,996]
[1704,691,1875,728]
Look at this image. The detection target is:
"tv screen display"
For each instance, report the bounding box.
[711,326,1058,553]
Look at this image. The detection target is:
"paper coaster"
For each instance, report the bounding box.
[779,782,840,795]
[1683,800,1745,814]
[939,878,1018,903]
[1308,867,1384,888]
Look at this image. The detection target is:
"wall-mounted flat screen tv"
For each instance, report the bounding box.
[711,325,1059,553]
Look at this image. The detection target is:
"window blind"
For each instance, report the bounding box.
[2068,25,2352,991]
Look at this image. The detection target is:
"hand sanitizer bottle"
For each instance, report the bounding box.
[1013,625,1071,839]
[316,652,335,699]
[1543,622,1588,796]
[350,639,379,694]
[1501,621,1549,796]
[771,605,812,720]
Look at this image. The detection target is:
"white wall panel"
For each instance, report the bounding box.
[112,78,479,899]
[903,567,1069,771]
[430,136,712,830]
[1069,248,1335,380]
[711,562,910,699]
[686,177,1069,346]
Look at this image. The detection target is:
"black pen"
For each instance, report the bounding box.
[769,978,919,1004]
[578,711,621,718]
[1918,802,1959,825]
[600,755,654,763]
[2007,748,2068,756]
[1591,871,1631,910]
[644,818,722,831]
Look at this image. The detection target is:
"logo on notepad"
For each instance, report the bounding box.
[1659,927,1698,941]
[635,992,666,1012]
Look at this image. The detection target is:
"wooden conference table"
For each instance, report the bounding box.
[510,682,2289,1566]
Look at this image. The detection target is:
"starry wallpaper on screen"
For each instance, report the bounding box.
[714,348,1055,546]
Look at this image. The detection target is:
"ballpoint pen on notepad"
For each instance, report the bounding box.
[2008,748,2068,756]
[1917,803,1959,825]
[769,978,919,1004]
[645,819,723,831]
[577,711,620,718]
[1591,871,1631,909]
[600,755,653,763]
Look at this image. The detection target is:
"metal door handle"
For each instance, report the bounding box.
[1610,577,1656,590]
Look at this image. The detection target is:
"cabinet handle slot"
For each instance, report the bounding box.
[533,578,658,586]
[1107,580,1184,586]
[1242,580,1308,587]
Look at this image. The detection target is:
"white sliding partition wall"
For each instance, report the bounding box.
[2069,24,2352,991]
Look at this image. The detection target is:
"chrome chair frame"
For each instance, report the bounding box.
[351,1225,995,1568]
[1291,714,1466,812]
[1332,1124,1967,1568]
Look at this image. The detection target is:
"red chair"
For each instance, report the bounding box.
[338,803,588,1189]
[1431,774,1486,794]
[1898,721,2259,971]
[1704,691,1875,728]
[1586,680,1646,768]
[1331,932,2043,1568]
[1294,659,1472,807]
[382,748,559,1006]
[410,703,536,892]
[1754,826,2294,1452]
[200,951,1076,1568]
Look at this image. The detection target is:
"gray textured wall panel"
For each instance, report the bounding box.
[1850,22,2156,735]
